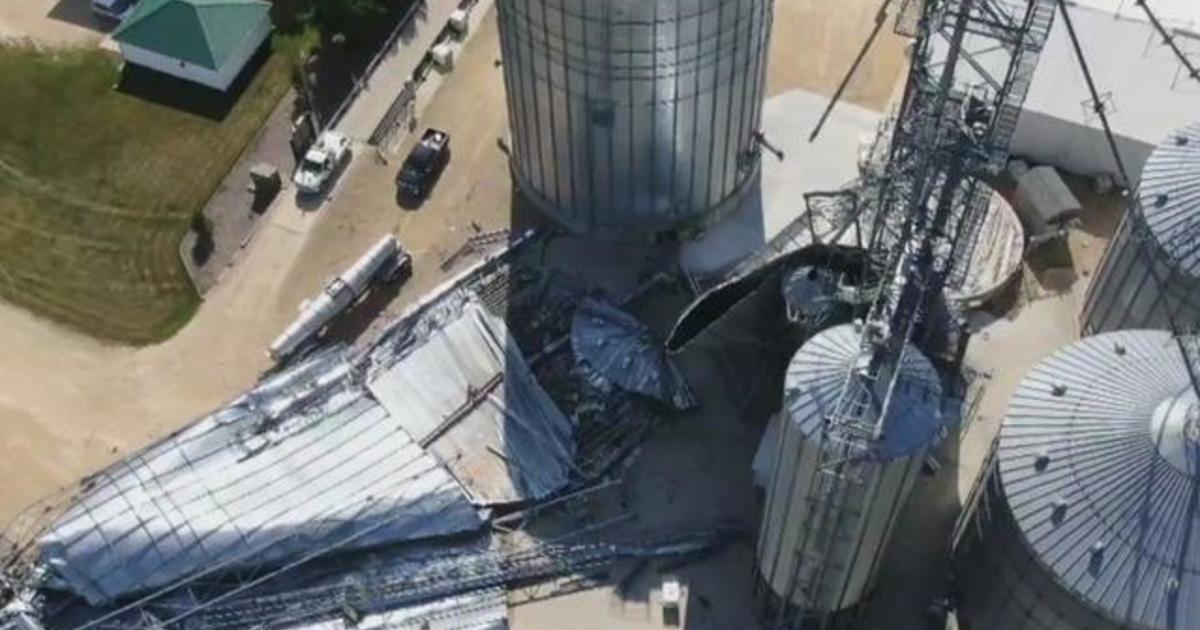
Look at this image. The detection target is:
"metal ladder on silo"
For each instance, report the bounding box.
[779,373,879,630]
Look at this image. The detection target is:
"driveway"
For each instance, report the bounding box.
[0,0,111,47]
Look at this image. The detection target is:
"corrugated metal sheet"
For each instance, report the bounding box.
[1139,121,1200,277]
[497,0,772,241]
[998,329,1200,629]
[367,303,575,506]
[784,324,946,459]
[38,351,482,605]
[571,297,695,410]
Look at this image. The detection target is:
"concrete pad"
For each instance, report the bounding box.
[679,88,881,275]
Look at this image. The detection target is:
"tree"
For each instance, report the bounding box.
[305,0,388,37]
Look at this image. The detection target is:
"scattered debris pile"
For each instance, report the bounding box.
[0,232,707,630]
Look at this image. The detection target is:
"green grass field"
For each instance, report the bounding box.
[0,38,301,344]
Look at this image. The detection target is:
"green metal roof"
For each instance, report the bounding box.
[113,0,271,71]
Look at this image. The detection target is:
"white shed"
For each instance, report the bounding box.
[1009,4,1200,183]
[112,0,272,92]
[948,3,1200,184]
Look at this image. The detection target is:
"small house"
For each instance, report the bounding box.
[112,0,273,92]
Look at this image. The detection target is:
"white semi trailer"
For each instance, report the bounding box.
[268,236,411,362]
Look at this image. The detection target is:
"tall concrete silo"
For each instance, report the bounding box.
[1081,121,1200,334]
[954,330,1200,630]
[496,0,773,242]
[756,324,950,626]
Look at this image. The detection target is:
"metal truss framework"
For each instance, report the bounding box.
[768,1,1055,628]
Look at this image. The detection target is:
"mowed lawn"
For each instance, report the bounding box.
[0,40,297,344]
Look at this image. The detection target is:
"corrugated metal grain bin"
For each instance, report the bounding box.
[497,0,773,241]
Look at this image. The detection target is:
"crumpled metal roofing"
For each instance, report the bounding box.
[784,324,947,460]
[367,302,575,505]
[38,349,482,605]
[571,297,696,410]
[1140,121,1200,278]
[998,329,1200,630]
[781,265,850,328]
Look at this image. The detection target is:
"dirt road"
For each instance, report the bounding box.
[0,207,311,521]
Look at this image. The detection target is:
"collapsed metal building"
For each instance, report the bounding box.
[1080,120,1200,334]
[953,330,1200,630]
[0,236,712,630]
[496,0,774,241]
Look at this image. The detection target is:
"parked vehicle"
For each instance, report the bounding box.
[268,236,411,363]
[293,131,351,195]
[396,128,451,201]
[91,0,138,21]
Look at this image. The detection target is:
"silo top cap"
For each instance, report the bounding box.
[1150,387,1200,476]
[783,324,948,460]
[998,330,1200,630]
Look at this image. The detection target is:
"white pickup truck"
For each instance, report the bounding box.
[293,131,351,195]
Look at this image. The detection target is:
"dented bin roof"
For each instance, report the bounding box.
[998,330,1200,630]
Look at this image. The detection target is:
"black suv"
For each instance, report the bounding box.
[396,128,450,201]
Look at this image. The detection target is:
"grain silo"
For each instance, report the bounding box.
[756,323,950,627]
[953,329,1200,630]
[1080,121,1200,334]
[496,0,773,242]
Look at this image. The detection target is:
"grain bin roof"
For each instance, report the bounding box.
[783,324,947,460]
[998,330,1200,630]
[1139,121,1200,279]
[113,0,271,70]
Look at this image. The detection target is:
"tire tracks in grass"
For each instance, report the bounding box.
[0,153,169,222]
[0,152,193,338]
